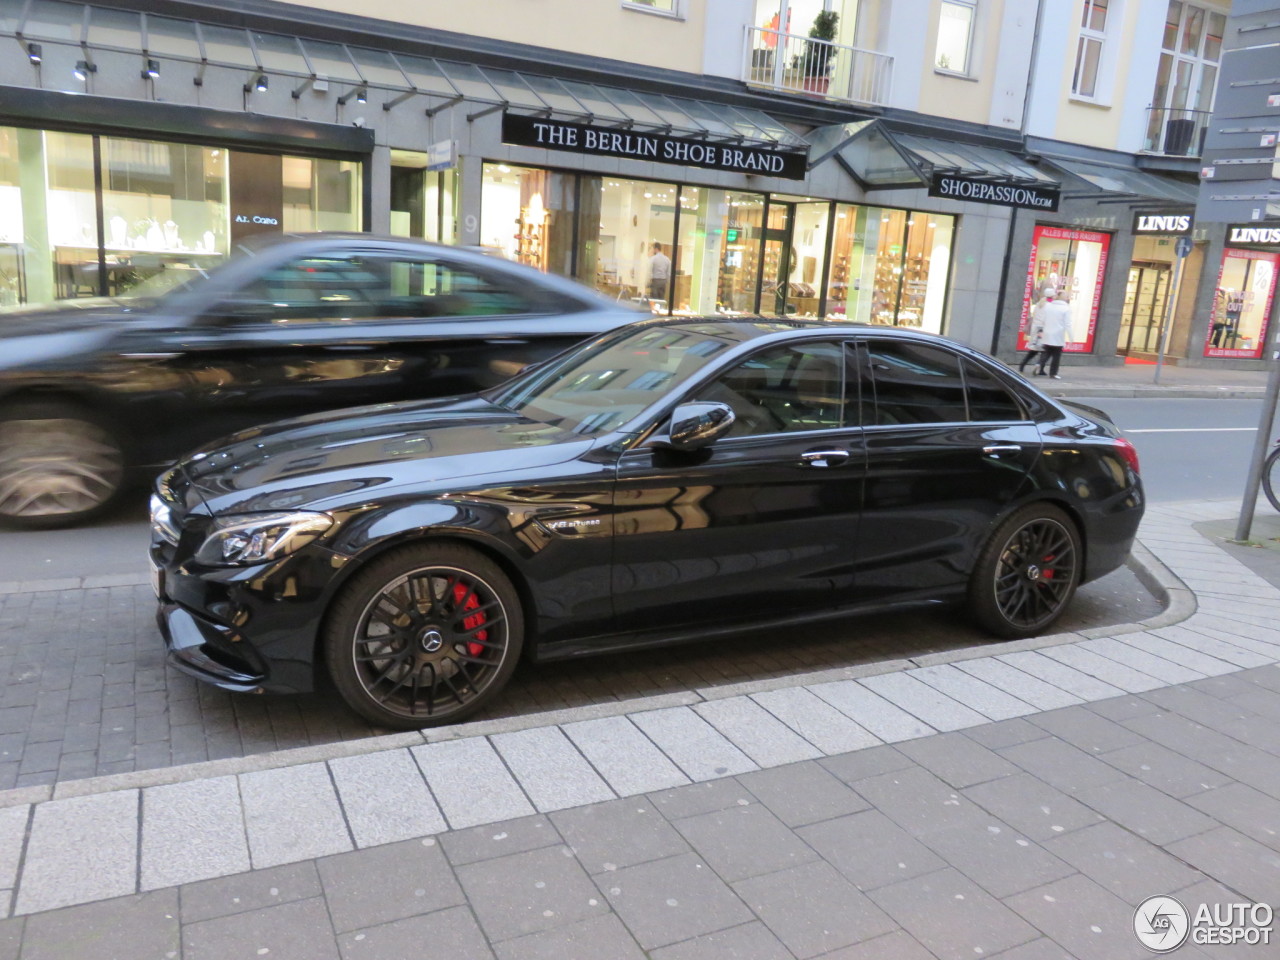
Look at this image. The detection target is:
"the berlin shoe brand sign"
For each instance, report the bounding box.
[1132,212,1194,236]
[1227,222,1280,246]
[501,113,807,181]
[928,173,1060,212]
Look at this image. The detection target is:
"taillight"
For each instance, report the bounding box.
[1114,436,1141,475]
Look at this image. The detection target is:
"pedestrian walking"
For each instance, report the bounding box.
[1018,312,1045,373]
[1032,288,1072,378]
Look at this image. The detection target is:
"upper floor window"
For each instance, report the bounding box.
[1144,2,1225,154]
[935,0,976,74]
[623,0,681,16]
[1072,0,1110,98]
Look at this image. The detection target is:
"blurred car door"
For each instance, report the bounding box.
[610,338,866,633]
[123,247,598,458]
[850,338,1043,603]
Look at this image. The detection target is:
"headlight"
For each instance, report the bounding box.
[149,494,179,546]
[194,511,333,566]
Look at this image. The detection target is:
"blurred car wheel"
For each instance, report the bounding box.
[0,402,126,529]
[323,542,525,729]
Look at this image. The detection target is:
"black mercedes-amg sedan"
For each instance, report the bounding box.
[149,318,1144,729]
[0,233,636,529]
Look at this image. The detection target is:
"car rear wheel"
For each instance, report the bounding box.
[324,543,524,729]
[0,402,127,529]
[969,503,1081,639]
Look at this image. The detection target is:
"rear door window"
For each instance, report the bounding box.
[862,340,968,425]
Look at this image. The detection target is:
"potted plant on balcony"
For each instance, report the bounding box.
[802,10,838,95]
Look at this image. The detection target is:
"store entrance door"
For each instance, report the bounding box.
[1118,261,1170,357]
[759,198,829,318]
[760,200,794,316]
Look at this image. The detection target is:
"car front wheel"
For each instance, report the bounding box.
[0,402,127,529]
[968,503,1081,639]
[324,542,525,729]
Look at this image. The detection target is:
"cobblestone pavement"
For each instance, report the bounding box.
[0,561,1160,790]
[0,499,1276,959]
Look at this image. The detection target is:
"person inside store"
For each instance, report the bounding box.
[648,242,671,302]
[1032,288,1072,378]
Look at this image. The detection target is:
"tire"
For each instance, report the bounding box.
[968,502,1082,639]
[1262,445,1280,514]
[323,542,525,729]
[0,401,127,530]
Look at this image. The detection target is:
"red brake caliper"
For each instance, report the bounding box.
[453,582,487,657]
[1041,554,1056,580]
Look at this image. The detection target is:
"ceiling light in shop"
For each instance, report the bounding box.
[73,60,96,81]
[142,58,160,80]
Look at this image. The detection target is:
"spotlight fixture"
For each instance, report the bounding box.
[26,43,42,64]
[142,58,160,79]
[245,72,268,93]
[336,85,368,106]
[355,87,367,104]
[73,60,97,81]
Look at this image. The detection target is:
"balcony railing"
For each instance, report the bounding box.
[742,26,893,107]
[1143,106,1212,158]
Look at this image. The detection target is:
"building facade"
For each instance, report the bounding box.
[0,0,1267,368]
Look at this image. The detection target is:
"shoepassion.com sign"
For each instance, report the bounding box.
[501,113,807,181]
[928,173,1060,212]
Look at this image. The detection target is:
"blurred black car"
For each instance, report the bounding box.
[150,318,1145,729]
[0,234,637,528]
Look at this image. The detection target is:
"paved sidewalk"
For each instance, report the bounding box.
[1018,357,1269,400]
[0,500,1276,958]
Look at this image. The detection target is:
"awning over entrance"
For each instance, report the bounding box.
[814,120,1061,211]
[3,1,805,152]
[1045,157,1199,206]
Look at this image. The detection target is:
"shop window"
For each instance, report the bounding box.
[1204,249,1279,359]
[481,163,575,276]
[864,208,954,333]
[1018,225,1111,354]
[99,138,228,295]
[281,156,360,233]
[578,175,677,311]
[390,150,457,245]
[674,188,765,315]
[1072,0,1110,98]
[863,340,967,425]
[935,0,976,73]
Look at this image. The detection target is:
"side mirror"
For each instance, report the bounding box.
[658,402,736,451]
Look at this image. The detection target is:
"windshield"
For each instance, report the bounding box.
[487,321,777,436]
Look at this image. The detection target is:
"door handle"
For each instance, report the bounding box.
[324,344,378,352]
[801,448,850,468]
[982,444,1022,457]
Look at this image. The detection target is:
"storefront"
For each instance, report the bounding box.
[1000,147,1204,367]
[1203,223,1280,359]
[479,118,962,329]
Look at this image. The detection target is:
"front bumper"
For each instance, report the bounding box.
[150,531,345,695]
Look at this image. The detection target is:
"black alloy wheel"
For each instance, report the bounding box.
[0,401,127,529]
[969,503,1081,639]
[324,543,524,729]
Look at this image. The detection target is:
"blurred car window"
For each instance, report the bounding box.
[699,341,846,436]
[864,340,969,425]
[215,253,540,324]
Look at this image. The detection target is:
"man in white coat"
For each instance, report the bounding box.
[1033,288,1072,378]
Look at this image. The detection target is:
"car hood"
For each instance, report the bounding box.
[177,395,595,515]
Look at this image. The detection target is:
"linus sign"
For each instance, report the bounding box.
[928,173,1060,212]
[501,113,807,181]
